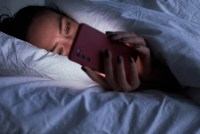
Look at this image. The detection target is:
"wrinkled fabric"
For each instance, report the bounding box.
[0,76,200,134]
[0,32,97,90]
[1,0,200,133]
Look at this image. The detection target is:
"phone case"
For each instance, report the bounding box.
[69,23,137,76]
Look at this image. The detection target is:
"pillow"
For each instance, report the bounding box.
[45,0,200,88]
[0,0,44,15]
[0,32,97,90]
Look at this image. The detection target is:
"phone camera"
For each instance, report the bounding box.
[76,49,81,57]
[75,49,91,62]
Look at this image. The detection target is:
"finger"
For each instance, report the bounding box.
[81,66,109,89]
[104,50,121,91]
[116,56,131,91]
[134,45,150,59]
[134,46,151,80]
[104,49,114,81]
[106,31,146,49]
[129,57,140,90]
[120,36,146,46]
[134,45,151,64]
[105,31,137,40]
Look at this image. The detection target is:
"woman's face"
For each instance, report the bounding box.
[26,10,79,56]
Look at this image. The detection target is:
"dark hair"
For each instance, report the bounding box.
[0,6,65,41]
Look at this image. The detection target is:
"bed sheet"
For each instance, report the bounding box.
[0,0,44,15]
[1,0,200,133]
[0,76,200,134]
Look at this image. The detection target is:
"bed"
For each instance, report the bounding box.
[1,0,200,134]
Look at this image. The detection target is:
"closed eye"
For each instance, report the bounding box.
[50,43,57,52]
[65,22,71,35]
[57,47,63,55]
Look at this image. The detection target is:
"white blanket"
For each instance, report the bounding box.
[0,76,200,134]
[1,0,200,133]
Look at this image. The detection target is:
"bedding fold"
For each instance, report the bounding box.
[0,76,200,134]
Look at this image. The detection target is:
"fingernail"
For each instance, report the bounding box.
[81,66,87,72]
[105,31,114,35]
[106,32,117,38]
[117,56,122,64]
[120,38,128,42]
[104,49,109,58]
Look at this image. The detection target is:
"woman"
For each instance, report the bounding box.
[0,6,179,92]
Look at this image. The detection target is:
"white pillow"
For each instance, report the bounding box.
[45,0,200,88]
[0,32,97,90]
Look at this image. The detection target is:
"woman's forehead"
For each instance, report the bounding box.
[35,10,60,23]
[26,10,61,50]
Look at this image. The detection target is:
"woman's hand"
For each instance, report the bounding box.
[81,31,152,92]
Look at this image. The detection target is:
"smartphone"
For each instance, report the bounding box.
[69,23,137,76]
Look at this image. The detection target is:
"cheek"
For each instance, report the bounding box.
[27,30,59,51]
[64,42,72,56]
[27,21,59,50]
[27,35,49,50]
[66,46,71,55]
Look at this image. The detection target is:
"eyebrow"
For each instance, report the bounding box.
[58,15,63,34]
